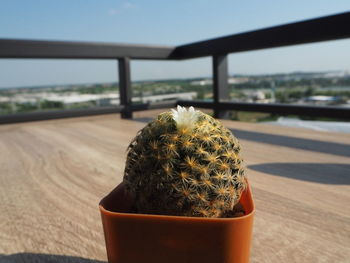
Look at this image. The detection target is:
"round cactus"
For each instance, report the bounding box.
[123,106,246,218]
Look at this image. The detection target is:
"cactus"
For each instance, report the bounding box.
[123,106,246,218]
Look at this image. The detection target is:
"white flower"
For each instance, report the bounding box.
[171,105,199,131]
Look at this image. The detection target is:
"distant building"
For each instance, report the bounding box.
[228,77,249,84]
[190,77,249,86]
[0,96,10,103]
[242,90,270,103]
[251,91,266,101]
[139,92,197,103]
[40,92,197,107]
[190,79,212,86]
[304,96,342,105]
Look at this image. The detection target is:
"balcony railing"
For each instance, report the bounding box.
[1,11,350,124]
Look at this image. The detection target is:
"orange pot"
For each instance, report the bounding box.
[99,182,255,263]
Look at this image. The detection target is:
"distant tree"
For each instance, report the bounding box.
[305,87,315,97]
[41,100,64,109]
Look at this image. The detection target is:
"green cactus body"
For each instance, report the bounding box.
[123,107,246,218]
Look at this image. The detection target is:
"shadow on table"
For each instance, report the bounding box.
[248,163,350,185]
[0,253,106,263]
[230,129,350,158]
[130,118,350,158]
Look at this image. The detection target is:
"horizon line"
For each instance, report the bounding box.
[0,69,348,90]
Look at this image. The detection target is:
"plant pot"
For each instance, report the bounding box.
[99,182,255,263]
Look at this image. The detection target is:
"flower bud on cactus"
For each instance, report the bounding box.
[123,106,246,218]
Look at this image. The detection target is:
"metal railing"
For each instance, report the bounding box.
[1,11,350,123]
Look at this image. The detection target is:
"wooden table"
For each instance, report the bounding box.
[1,110,349,263]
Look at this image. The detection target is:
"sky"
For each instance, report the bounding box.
[0,0,349,88]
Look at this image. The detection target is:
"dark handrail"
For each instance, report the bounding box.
[178,100,350,119]
[0,101,177,124]
[0,39,175,60]
[173,11,350,59]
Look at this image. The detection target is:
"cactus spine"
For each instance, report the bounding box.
[123,106,246,218]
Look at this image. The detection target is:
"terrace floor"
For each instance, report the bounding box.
[0,109,349,263]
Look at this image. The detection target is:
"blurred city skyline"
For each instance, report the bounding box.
[0,0,350,88]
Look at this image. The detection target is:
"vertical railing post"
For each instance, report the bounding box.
[213,54,230,119]
[118,57,132,119]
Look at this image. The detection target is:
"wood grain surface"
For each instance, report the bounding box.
[0,110,349,263]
